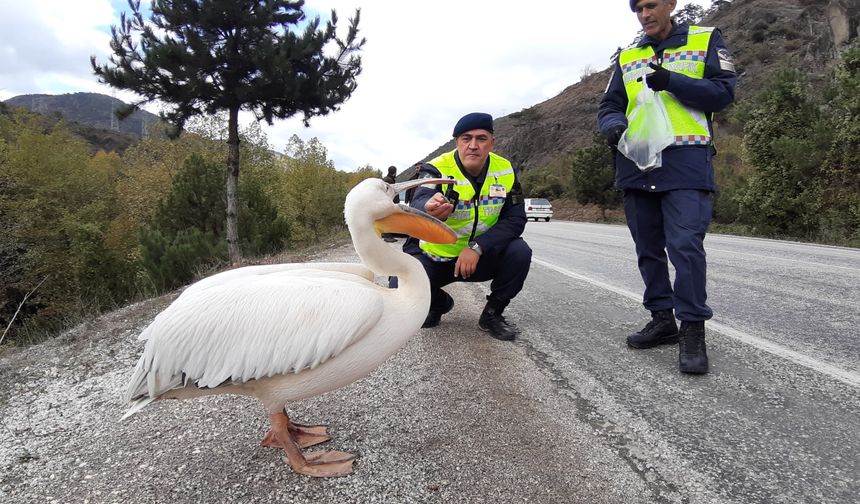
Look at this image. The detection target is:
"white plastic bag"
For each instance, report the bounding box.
[617,88,674,172]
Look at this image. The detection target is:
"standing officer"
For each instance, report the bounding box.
[394,112,531,341]
[598,0,736,373]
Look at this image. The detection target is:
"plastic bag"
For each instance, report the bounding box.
[617,87,674,172]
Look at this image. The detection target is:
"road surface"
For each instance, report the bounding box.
[1,224,857,503]
[518,220,860,503]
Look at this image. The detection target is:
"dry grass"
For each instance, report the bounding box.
[549,198,626,224]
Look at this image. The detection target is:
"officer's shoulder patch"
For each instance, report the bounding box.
[717,47,736,73]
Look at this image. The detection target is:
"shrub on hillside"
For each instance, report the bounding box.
[568,133,620,220]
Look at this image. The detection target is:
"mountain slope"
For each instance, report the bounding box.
[0,99,142,154]
[3,92,160,138]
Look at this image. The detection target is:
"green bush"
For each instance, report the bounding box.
[0,112,137,342]
[736,68,832,238]
[519,162,569,199]
[568,133,620,219]
[238,174,291,255]
[815,44,860,246]
[138,152,291,290]
[138,226,222,292]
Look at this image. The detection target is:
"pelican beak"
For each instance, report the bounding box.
[390,177,451,195]
[376,177,457,244]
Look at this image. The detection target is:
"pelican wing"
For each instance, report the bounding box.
[126,271,384,401]
[175,262,374,303]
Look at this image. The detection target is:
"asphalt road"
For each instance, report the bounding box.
[1,225,857,503]
[519,220,860,503]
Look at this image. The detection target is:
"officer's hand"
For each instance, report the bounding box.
[424,192,454,220]
[604,124,626,149]
[645,62,670,91]
[454,248,480,279]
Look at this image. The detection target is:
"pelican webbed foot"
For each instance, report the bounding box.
[261,419,331,449]
[267,412,355,477]
[296,450,355,478]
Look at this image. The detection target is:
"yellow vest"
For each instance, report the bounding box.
[618,26,714,146]
[420,150,515,259]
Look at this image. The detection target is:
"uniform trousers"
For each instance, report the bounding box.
[623,189,713,321]
[392,238,532,311]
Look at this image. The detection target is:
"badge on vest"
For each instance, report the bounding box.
[489,184,506,198]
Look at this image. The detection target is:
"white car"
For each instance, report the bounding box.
[525,198,553,222]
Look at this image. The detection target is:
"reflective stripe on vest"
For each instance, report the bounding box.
[618,26,714,146]
[420,150,515,258]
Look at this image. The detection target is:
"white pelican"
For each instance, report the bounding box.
[122,177,455,477]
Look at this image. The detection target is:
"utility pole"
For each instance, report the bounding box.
[33,96,47,114]
[110,92,119,132]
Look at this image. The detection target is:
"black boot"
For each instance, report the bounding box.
[678,321,708,374]
[478,295,518,341]
[626,309,678,349]
[422,290,454,328]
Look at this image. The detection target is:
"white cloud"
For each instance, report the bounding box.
[0,0,114,91]
[0,0,714,172]
[269,0,655,171]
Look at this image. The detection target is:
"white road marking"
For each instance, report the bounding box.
[532,257,860,389]
[707,247,860,272]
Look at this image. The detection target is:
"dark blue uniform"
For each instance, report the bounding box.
[598,23,736,321]
[394,155,531,313]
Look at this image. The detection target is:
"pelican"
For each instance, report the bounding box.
[122,177,455,478]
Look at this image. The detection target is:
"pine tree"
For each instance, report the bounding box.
[92,0,365,263]
[569,133,620,220]
[673,4,705,26]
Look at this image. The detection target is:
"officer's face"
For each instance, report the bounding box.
[634,0,676,41]
[455,129,495,174]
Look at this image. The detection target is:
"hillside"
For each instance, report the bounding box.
[0,100,143,154]
[3,92,161,139]
[410,0,860,175]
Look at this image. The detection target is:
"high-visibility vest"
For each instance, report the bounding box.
[419,150,515,260]
[618,26,715,146]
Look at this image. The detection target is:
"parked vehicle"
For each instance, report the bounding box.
[525,198,553,222]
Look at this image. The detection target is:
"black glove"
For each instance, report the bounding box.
[604,124,626,149]
[645,62,670,91]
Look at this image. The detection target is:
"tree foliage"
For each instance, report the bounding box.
[0,111,136,341]
[140,148,290,291]
[710,130,751,225]
[569,133,620,219]
[277,135,376,243]
[737,68,832,237]
[92,0,365,263]
[519,162,569,200]
[817,44,860,244]
[673,3,705,26]
[0,106,297,344]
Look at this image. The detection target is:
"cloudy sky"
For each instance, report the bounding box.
[0,0,711,172]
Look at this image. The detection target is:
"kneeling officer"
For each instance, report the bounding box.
[393,112,532,341]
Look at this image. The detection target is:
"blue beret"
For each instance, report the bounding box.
[452,112,494,137]
[629,0,637,11]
